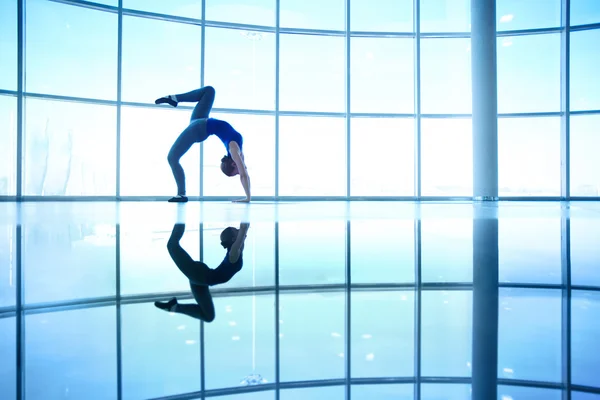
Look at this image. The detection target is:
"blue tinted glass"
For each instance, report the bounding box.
[350,0,413,32]
[498,386,562,400]
[123,0,202,18]
[570,218,600,286]
[570,30,600,111]
[280,0,345,30]
[571,0,600,26]
[206,0,275,26]
[420,0,471,32]
[0,224,16,307]
[0,96,17,196]
[572,291,600,388]
[281,386,346,400]
[0,0,17,91]
[422,218,473,282]
[496,0,561,31]
[0,317,16,400]
[421,384,471,400]
[352,384,414,399]
[573,392,600,400]
[570,115,600,197]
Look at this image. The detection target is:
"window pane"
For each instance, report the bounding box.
[280,293,345,382]
[202,114,275,197]
[420,0,471,33]
[422,291,472,377]
[23,223,116,304]
[122,16,201,103]
[0,96,17,196]
[0,0,17,90]
[350,220,414,283]
[573,392,600,400]
[351,38,414,113]
[572,291,600,388]
[421,118,473,197]
[280,0,344,30]
[122,303,200,399]
[25,307,117,400]
[279,221,345,285]
[421,384,471,400]
[499,219,561,284]
[497,34,561,113]
[350,118,414,196]
[496,0,561,31]
[571,0,600,26]
[205,295,275,389]
[571,30,600,111]
[350,0,412,32]
[205,29,274,110]
[279,117,346,196]
[0,224,16,307]
[120,222,199,295]
[571,219,600,286]
[0,317,15,400]
[206,0,275,26]
[498,117,561,196]
[201,222,275,289]
[24,99,117,196]
[421,39,471,114]
[219,393,276,400]
[422,219,473,283]
[281,386,345,400]
[351,384,414,399]
[351,291,414,378]
[571,115,600,196]
[498,289,562,382]
[120,106,200,196]
[498,386,562,400]
[280,35,344,112]
[25,0,117,100]
[123,0,201,18]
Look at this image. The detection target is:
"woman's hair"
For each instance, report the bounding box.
[220,227,238,249]
[220,155,237,177]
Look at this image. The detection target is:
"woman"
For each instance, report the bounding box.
[155,86,251,203]
[154,222,250,322]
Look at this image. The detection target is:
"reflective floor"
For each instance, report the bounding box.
[1,201,600,400]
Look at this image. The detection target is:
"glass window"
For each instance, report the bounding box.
[421,384,472,400]
[572,291,600,388]
[0,317,15,400]
[202,113,275,197]
[499,218,561,284]
[205,294,275,389]
[279,34,345,112]
[123,0,201,17]
[571,115,600,196]
[121,303,200,399]
[420,39,471,114]
[498,288,562,382]
[24,99,117,196]
[122,16,201,104]
[0,0,17,91]
[351,291,414,378]
[0,225,16,307]
[120,106,200,197]
[421,291,472,377]
[279,293,345,382]
[279,221,345,285]
[201,221,275,289]
[25,0,117,100]
[496,0,561,31]
[219,393,276,400]
[420,0,471,33]
[206,0,275,26]
[350,118,414,196]
[350,220,414,283]
[573,392,600,400]
[422,219,473,283]
[421,118,473,197]
[205,28,275,111]
[120,221,199,295]
[0,96,17,196]
[570,0,600,26]
[498,386,562,400]
[498,117,561,196]
[280,0,345,31]
[22,223,116,304]
[571,30,600,111]
[571,218,600,286]
[352,384,414,399]
[282,386,345,400]
[351,38,414,113]
[279,116,346,196]
[350,0,412,32]
[25,307,117,399]
[497,34,561,113]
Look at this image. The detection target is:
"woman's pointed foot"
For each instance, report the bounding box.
[155,95,178,107]
[154,297,178,312]
[168,195,188,203]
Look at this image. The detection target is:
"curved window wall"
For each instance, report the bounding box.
[0,0,599,198]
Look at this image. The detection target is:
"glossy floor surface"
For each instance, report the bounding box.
[1,201,600,400]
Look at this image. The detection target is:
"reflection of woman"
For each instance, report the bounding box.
[155,86,251,203]
[154,222,250,322]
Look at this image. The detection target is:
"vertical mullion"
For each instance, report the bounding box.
[275,0,280,198]
[414,218,422,400]
[199,222,205,399]
[16,224,23,400]
[345,220,352,399]
[115,223,122,400]
[274,221,280,400]
[16,0,24,200]
[414,0,422,199]
[116,0,122,198]
[561,0,571,199]
[345,0,351,198]
[561,216,571,400]
[199,0,206,198]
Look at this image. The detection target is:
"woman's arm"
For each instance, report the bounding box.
[228,223,250,264]
[229,142,251,202]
